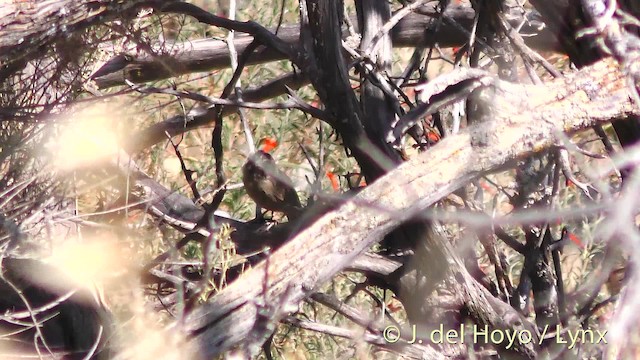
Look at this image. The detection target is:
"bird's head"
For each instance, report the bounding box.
[244,150,275,179]
[244,137,278,176]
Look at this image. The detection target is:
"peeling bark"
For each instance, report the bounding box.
[182,58,637,358]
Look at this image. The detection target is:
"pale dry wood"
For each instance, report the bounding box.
[182,57,638,358]
[90,4,555,88]
[0,0,177,80]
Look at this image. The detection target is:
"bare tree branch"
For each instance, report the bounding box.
[181,57,637,358]
[90,4,556,88]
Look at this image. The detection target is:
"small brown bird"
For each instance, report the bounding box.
[242,150,302,220]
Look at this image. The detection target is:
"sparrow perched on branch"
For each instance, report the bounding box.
[242,148,302,220]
